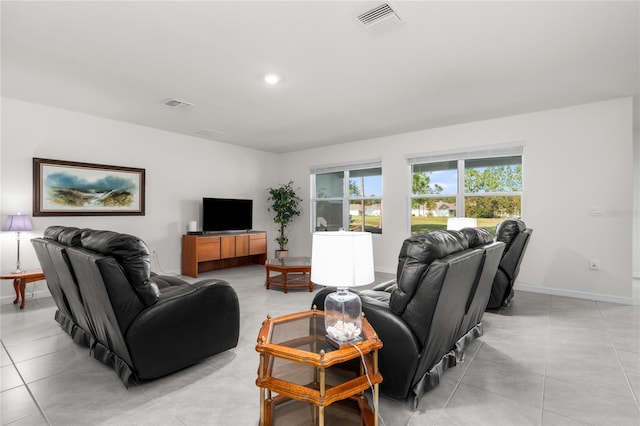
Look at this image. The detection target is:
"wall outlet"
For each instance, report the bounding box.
[589,259,600,270]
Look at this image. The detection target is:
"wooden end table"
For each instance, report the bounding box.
[0,269,46,309]
[265,257,313,293]
[255,309,383,425]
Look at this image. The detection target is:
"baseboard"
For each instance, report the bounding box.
[4,275,637,306]
[514,282,637,306]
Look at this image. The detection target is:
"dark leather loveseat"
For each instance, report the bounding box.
[32,226,240,386]
[312,228,504,406]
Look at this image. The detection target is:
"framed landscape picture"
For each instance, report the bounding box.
[33,158,145,216]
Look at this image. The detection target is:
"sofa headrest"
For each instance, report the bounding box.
[496,219,526,246]
[399,230,468,267]
[80,229,159,306]
[391,230,468,314]
[43,226,67,241]
[460,227,494,248]
[58,227,83,246]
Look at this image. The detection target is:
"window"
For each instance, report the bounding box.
[464,156,522,232]
[409,146,522,236]
[349,168,383,233]
[411,160,458,234]
[312,164,382,234]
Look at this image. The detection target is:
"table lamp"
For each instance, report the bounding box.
[2,213,33,273]
[311,231,374,346]
[446,217,478,231]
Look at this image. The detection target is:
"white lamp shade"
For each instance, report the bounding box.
[447,217,477,231]
[2,214,32,232]
[311,231,374,288]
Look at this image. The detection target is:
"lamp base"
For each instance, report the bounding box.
[10,269,25,274]
[326,333,362,349]
[324,287,363,345]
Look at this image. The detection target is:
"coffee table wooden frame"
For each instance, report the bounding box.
[255,308,382,426]
[265,257,313,293]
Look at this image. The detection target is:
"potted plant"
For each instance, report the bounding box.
[267,180,302,258]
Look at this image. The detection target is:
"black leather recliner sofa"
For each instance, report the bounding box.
[32,226,240,386]
[31,226,95,347]
[486,219,533,309]
[312,228,504,406]
[455,227,506,354]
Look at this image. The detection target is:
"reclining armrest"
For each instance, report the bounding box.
[360,294,422,400]
[125,279,239,379]
[371,280,397,292]
[149,274,192,290]
[361,294,420,356]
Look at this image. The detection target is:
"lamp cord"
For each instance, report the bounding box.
[350,342,386,426]
[151,250,177,276]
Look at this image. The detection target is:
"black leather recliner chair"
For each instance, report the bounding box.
[312,228,504,406]
[32,227,240,386]
[486,219,533,310]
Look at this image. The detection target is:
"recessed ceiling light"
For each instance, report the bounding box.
[264,74,280,85]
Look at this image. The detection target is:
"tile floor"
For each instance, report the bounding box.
[1,264,639,425]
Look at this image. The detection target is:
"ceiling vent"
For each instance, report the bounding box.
[193,128,226,139]
[162,98,194,110]
[358,3,403,33]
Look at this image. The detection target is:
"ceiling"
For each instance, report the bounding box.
[2,1,638,154]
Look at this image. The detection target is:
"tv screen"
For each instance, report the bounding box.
[202,198,253,232]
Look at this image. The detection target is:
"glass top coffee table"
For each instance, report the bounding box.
[255,308,383,425]
[265,257,313,293]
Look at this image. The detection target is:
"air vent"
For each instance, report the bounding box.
[193,128,226,139]
[358,3,402,33]
[162,98,194,110]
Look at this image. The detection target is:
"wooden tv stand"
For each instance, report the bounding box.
[182,231,267,278]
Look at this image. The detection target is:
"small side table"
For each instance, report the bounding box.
[256,309,383,425]
[0,270,45,309]
[265,257,313,293]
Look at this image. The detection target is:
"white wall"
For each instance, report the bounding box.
[633,128,639,301]
[2,97,636,304]
[281,98,636,303]
[1,98,281,301]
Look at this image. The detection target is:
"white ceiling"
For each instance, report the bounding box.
[2,1,638,154]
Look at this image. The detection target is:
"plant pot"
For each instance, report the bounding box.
[275,250,289,259]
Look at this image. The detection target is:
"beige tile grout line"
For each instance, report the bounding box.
[423,310,507,426]
[539,295,551,426]
[0,338,51,426]
[595,302,640,410]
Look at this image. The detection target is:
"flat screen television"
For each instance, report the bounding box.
[202,198,253,232]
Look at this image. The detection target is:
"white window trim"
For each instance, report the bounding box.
[407,142,524,165]
[310,159,382,175]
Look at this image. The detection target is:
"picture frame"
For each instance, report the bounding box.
[33,158,145,216]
